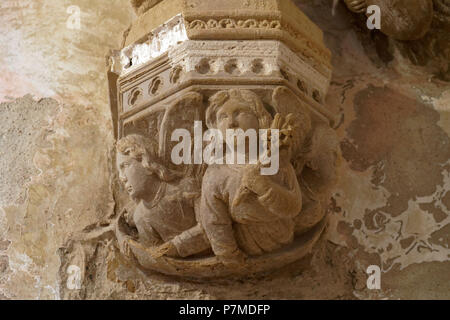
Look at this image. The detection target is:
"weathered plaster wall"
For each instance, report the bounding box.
[0,0,135,299]
[297,0,450,299]
[0,0,448,299]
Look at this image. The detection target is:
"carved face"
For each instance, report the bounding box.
[216,99,260,137]
[117,152,156,201]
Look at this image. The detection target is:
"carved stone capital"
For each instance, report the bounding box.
[109,0,340,278]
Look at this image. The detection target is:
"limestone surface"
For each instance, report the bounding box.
[0,0,448,300]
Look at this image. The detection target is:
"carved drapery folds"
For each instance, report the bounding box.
[108,0,340,278]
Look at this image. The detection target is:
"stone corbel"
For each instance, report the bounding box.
[107,0,341,278]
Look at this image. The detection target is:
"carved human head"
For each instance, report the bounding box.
[116,134,179,201]
[206,89,272,137]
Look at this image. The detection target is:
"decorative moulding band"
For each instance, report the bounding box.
[116,40,332,118]
[115,15,331,81]
[184,17,331,69]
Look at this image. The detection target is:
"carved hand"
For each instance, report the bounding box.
[232,113,296,208]
[218,249,248,268]
[261,114,295,161]
[148,241,180,259]
[241,164,264,192]
[271,113,294,148]
[232,164,266,207]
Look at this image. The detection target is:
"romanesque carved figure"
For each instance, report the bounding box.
[113,87,337,277]
[115,91,212,261]
[342,0,434,40]
[110,0,340,277]
[116,134,200,256]
[341,0,449,79]
[398,0,450,81]
[271,87,340,236]
[199,89,303,267]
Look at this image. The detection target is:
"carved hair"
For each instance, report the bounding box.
[206,89,273,129]
[117,134,181,182]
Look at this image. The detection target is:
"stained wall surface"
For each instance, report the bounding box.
[0,0,135,299]
[0,0,448,299]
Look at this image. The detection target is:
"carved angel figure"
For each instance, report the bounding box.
[116,134,208,258]
[270,87,339,236]
[199,89,303,267]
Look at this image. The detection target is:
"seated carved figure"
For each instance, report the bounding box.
[112,89,332,277]
[116,134,205,257]
[199,89,303,267]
